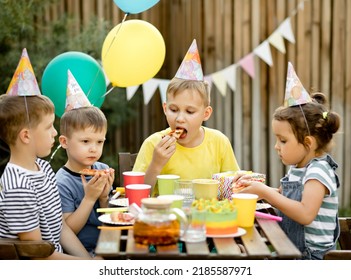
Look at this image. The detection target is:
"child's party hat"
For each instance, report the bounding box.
[284,62,311,107]
[175,39,204,81]
[6,48,41,96]
[65,70,91,112]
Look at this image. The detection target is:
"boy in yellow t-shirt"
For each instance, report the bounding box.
[133,39,239,195]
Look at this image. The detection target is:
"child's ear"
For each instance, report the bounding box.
[203,106,213,121]
[18,128,30,144]
[162,102,167,115]
[59,135,68,148]
[304,136,317,150]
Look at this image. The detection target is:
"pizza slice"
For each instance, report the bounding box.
[79,168,110,176]
[110,212,135,223]
[163,128,185,140]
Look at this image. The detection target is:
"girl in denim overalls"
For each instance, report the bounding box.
[233,63,341,260]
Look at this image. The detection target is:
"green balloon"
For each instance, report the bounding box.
[41,52,106,117]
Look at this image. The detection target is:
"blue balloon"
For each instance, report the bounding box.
[113,0,160,14]
[41,52,106,117]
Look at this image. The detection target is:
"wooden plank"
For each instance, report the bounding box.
[223,0,233,140]
[311,0,321,87]
[156,244,180,255]
[184,240,210,255]
[267,0,283,187]
[233,0,243,167]
[320,0,332,95]
[213,0,224,132]
[251,0,261,172]
[241,0,251,171]
[343,0,351,207]
[240,225,271,258]
[257,218,301,258]
[126,230,149,255]
[212,238,242,255]
[95,230,121,255]
[331,0,345,206]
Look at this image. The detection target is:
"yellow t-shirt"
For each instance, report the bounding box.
[133,126,240,195]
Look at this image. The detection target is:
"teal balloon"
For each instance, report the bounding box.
[41,52,106,117]
[113,0,159,14]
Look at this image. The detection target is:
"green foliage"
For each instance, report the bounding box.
[339,207,351,217]
[0,0,140,177]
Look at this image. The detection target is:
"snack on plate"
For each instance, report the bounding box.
[163,128,185,140]
[110,212,135,223]
[79,168,111,176]
[192,198,238,235]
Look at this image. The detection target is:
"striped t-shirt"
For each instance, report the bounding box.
[287,155,339,251]
[0,159,63,252]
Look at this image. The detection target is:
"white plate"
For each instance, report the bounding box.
[206,227,246,238]
[256,203,272,210]
[98,213,134,225]
[109,198,129,207]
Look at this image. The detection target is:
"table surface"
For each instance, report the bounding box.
[95,211,302,260]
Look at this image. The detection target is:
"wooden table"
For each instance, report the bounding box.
[95,217,301,260]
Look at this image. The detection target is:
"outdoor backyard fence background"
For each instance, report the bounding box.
[37,0,350,208]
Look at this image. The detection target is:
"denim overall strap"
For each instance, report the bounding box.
[277,177,306,255]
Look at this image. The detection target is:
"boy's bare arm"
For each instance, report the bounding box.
[64,175,108,234]
[17,226,93,260]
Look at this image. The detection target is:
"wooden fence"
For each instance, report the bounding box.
[43,0,351,208]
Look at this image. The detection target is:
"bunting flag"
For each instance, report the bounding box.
[120,1,304,105]
[211,70,228,97]
[142,79,160,105]
[268,31,286,54]
[239,53,255,79]
[126,85,140,100]
[158,79,170,104]
[222,64,237,92]
[254,41,273,66]
[278,17,296,44]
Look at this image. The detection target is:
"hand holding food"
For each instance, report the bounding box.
[232,171,266,193]
[79,168,113,176]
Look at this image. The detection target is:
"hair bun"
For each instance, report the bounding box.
[311,92,327,105]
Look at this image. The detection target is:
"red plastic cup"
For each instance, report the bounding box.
[126,184,151,207]
[123,171,145,188]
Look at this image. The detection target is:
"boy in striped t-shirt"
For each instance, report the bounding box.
[0,49,98,259]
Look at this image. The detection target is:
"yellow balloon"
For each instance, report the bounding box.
[102,19,166,87]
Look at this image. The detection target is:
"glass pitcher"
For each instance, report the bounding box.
[133,197,186,246]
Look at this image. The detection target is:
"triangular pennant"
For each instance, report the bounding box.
[126,85,140,101]
[268,31,286,54]
[284,62,311,106]
[298,1,305,11]
[254,40,273,66]
[158,79,170,104]
[211,71,227,97]
[175,39,204,81]
[278,17,296,44]
[6,48,41,96]
[65,70,91,112]
[204,75,213,89]
[239,53,255,78]
[142,79,160,105]
[222,64,237,92]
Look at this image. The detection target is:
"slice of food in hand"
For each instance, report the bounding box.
[163,128,185,140]
[79,168,110,176]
